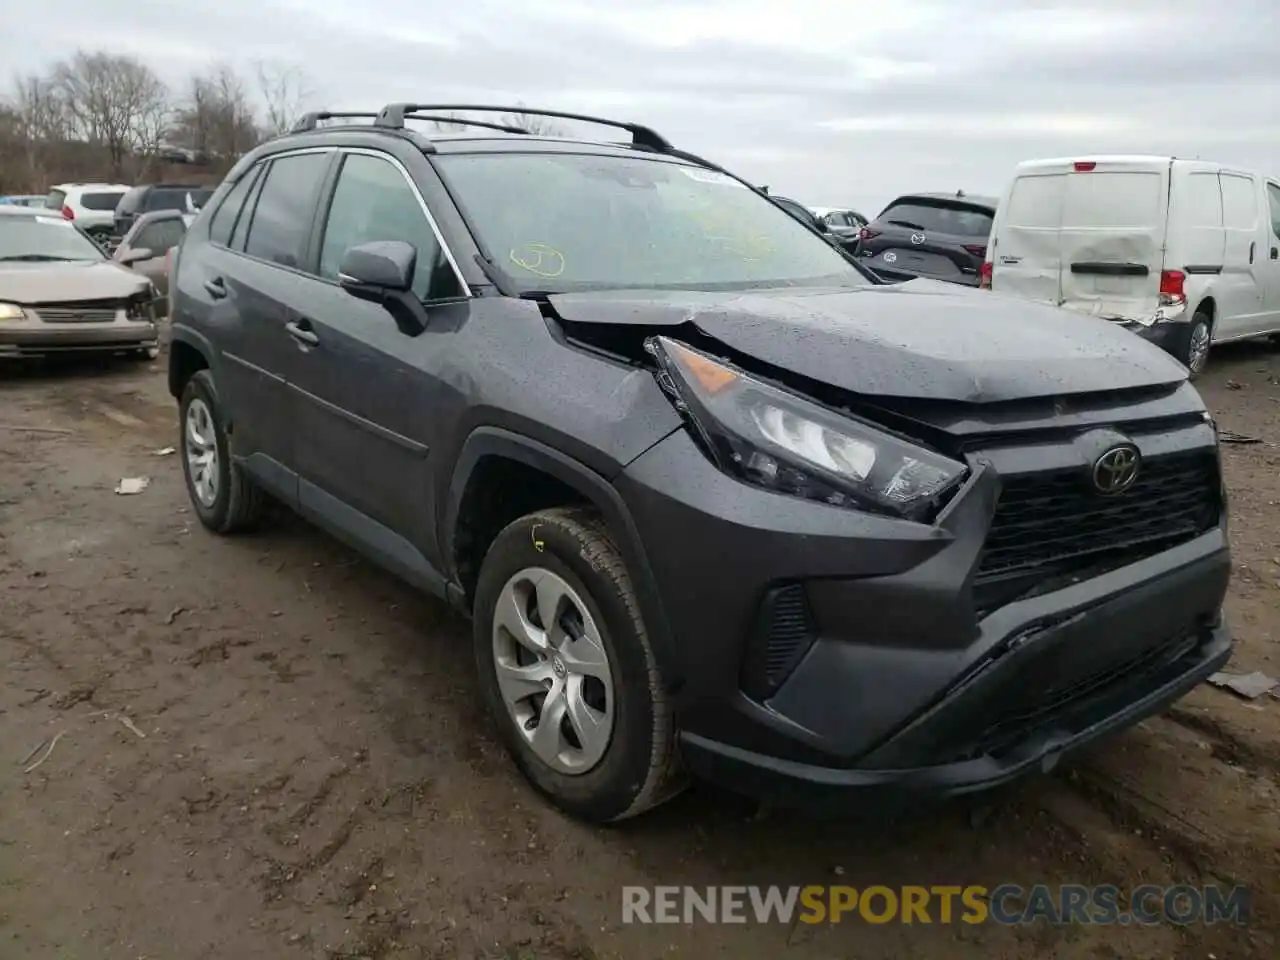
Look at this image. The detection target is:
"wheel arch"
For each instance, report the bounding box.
[168,324,215,401]
[443,427,682,692]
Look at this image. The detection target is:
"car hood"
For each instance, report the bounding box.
[0,260,150,304]
[547,280,1189,403]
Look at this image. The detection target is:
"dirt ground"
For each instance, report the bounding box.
[1,338,1278,960]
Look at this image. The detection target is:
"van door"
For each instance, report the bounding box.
[990,172,1065,304]
[1058,164,1168,321]
[1263,181,1280,329]
[1216,172,1267,335]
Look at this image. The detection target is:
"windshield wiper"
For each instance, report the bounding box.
[886,219,927,230]
[0,254,93,262]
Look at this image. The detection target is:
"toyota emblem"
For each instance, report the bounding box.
[910,233,926,245]
[1092,445,1140,494]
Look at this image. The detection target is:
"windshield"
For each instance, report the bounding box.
[434,153,866,292]
[0,215,106,262]
[877,200,994,238]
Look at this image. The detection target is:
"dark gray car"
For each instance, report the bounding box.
[167,105,1232,823]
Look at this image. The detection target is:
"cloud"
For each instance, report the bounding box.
[1,0,1274,212]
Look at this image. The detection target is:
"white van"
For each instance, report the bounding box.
[984,156,1280,374]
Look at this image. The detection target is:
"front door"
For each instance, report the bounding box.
[283,149,468,587]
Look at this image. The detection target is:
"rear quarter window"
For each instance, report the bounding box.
[1062,172,1163,228]
[45,189,66,210]
[81,191,125,211]
[116,187,146,214]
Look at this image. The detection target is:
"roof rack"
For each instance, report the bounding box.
[291,111,382,133]
[372,103,673,152]
[403,115,530,135]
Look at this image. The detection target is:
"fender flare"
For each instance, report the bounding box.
[443,427,682,691]
[167,323,217,400]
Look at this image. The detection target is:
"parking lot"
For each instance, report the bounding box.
[1,343,1278,960]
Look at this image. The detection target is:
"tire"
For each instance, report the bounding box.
[178,369,264,534]
[473,506,685,823]
[1177,312,1212,378]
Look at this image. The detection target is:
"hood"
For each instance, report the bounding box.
[0,260,151,305]
[547,280,1189,403]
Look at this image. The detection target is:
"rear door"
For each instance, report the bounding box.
[1264,182,1280,327]
[1216,171,1268,334]
[1058,161,1168,320]
[282,147,468,582]
[990,171,1066,304]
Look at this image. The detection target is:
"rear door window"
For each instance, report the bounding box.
[879,200,993,237]
[1062,172,1163,228]
[1267,183,1280,239]
[243,152,331,268]
[81,191,126,211]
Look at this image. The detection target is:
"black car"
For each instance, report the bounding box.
[167,104,1231,823]
[113,183,213,241]
[856,192,997,286]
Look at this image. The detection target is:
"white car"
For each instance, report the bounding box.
[44,182,132,241]
[985,155,1280,375]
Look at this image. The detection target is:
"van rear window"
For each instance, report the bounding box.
[1006,175,1065,228]
[1063,172,1162,228]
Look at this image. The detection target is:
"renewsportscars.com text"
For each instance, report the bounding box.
[621,884,1250,926]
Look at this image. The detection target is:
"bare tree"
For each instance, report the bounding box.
[253,60,315,137]
[173,63,260,161]
[52,50,169,176]
[8,73,68,186]
[498,102,565,136]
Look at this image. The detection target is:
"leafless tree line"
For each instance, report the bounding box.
[0,50,316,193]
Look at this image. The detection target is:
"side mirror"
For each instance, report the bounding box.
[339,240,415,292]
[118,247,154,265]
[338,240,426,335]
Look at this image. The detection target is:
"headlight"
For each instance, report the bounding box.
[648,337,967,519]
[0,302,25,321]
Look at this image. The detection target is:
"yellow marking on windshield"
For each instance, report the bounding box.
[510,242,566,278]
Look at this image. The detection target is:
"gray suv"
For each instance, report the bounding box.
[167,104,1233,823]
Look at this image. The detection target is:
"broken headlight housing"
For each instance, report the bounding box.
[648,337,967,520]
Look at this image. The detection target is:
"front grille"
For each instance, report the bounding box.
[973,451,1220,614]
[35,300,123,323]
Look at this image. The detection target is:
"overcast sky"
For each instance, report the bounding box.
[3,0,1276,213]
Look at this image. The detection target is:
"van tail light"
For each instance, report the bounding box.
[61,205,74,220]
[1159,269,1186,306]
[963,244,987,259]
[859,227,880,242]
[979,261,993,289]
[1073,161,1097,172]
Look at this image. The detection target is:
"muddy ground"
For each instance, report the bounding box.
[1,339,1278,960]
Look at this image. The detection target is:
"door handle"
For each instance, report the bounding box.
[1249,242,1255,264]
[1272,246,1278,260]
[285,320,319,346]
[203,276,227,299]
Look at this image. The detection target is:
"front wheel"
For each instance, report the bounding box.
[1177,312,1212,378]
[472,506,685,823]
